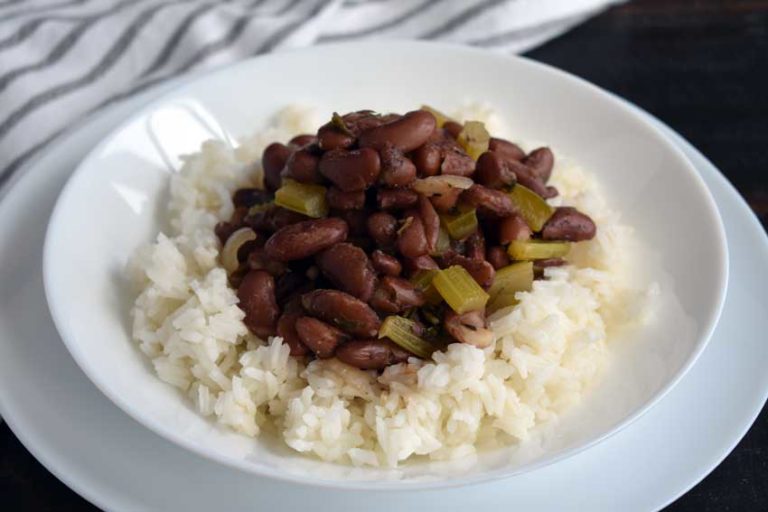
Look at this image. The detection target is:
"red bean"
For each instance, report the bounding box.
[282,147,321,184]
[379,144,417,187]
[262,142,292,191]
[276,308,309,357]
[294,316,349,358]
[301,290,381,338]
[359,110,437,152]
[489,137,525,162]
[443,121,463,139]
[335,339,411,369]
[465,230,486,261]
[397,214,429,259]
[411,144,442,177]
[461,184,516,217]
[326,187,365,210]
[319,148,381,191]
[498,214,531,244]
[440,252,495,288]
[289,134,317,148]
[440,150,475,177]
[316,243,377,301]
[419,195,440,254]
[264,218,348,261]
[523,147,554,183]
[486,246,510,269]
[541,207,596,241]
[402,254,439,274]
[367,212,398,248]
[370,250,402,276]
[317,123,355,151]
[369,276,425,314]
[237,270,279,338]
[246,247,287,276]
[377,188,419,210]
[476,151,517,189]
[336,209,369,237]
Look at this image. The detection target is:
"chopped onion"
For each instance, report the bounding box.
[221,227,256,274]
[411,175,473,196]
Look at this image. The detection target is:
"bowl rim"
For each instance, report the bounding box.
[43,39,729,491]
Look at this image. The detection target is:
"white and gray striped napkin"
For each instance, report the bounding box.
[0,0,620,196]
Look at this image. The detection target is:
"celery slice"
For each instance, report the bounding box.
[274,179,328,218]
[433,266,490,314]
[508,184,554,232]
[420,105,453,128]
[379,316,435,359]
[507,240,570,260]
[440,209,478,240]
[457,121,490,161]
[409,269,442,305]
[487,261,533,313]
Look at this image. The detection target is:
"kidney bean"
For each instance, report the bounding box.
[461,184,516,217]
[541,207,596,241]
[282,147,321,184]
[262,142,292,192]
[358,110,436,152]
[486,246,510,269]
[444,310,494,348]
[335,339,411,370]
[506,160,553,198]
[379,144,417,187]
[377,188,419,210]
[369,276,425,314]
[419,195,440,254]
[246,247,287,276]
[289,134,317,148]
[336,209,369,237]
[237,270,279,338]
[397,214,429,259]
[317,123,355,151]
[301,290,381,338]
[215,206,248,244]
[498,214,531,244]
[316,243,377,301]
[440,251,495,288]
[247,206,308,233]
[533,258,567,278]
[367,212,398,248]
[343,110,388,134]
[440,150,475,177]
[443,121,463,139]
[402,254,439,274]
[523,147,554,183]
[370,250,402,276]
[233,188,271,209]
[276,306,309,357]
[489,137,525,162]
[327,187,365,210]
[465,230,486,261]
[319,148,381,191]
[275,271,313,306]
[429,187,463,213]
[411,143,442,177]
[264,218,348,261]
[294,316,349,358]
[476,151,517,189]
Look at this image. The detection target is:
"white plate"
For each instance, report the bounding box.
[41,43,727,486]
[0,68,765,511]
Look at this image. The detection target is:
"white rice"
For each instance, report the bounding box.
[129,104,651,467]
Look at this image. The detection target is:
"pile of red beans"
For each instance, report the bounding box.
[214,109,596,370]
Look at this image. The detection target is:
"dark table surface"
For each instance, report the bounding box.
[2,0,767,510]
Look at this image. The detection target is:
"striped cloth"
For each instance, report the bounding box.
[0,0,620,196]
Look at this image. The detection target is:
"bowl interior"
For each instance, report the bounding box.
[43,42,727,489]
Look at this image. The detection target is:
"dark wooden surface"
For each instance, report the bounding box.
[2,0,766,510]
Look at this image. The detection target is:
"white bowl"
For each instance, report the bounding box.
[43,41,727,489]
